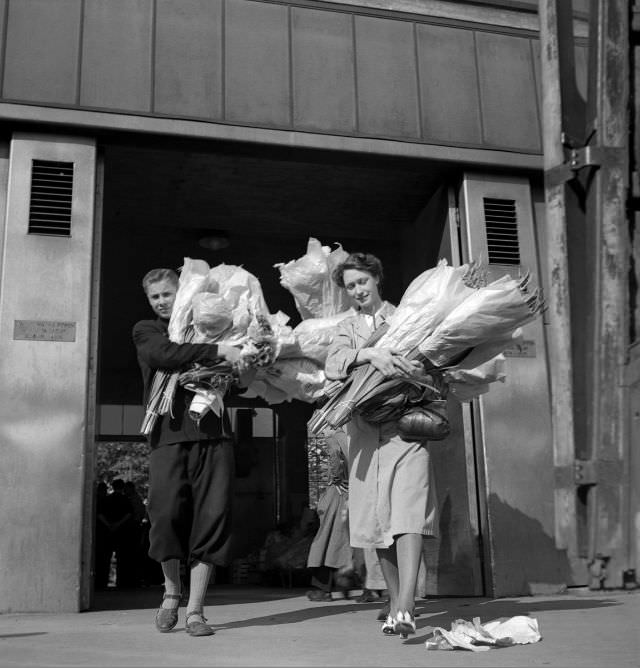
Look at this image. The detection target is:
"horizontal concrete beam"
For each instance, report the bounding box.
[0,103,543,171]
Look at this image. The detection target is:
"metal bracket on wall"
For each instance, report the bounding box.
[555,458,623,487]
[573,459,598,486]
[572,458,623,486]
[545,144,625,188]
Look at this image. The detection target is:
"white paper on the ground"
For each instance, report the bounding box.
[425,615,542,651]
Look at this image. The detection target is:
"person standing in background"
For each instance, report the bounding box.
[124,481,147,588]
[104,478,135,588]
[94,481,111,590]
[305,425,355,601]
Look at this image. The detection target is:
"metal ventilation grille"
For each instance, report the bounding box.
[483,197,520,265]
[28,160,74,236]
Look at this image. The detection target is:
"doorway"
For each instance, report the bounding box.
[91,134,481,598]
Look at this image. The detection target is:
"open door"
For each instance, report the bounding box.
[457,172,580,596]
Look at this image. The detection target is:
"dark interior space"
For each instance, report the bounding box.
[97,136,453,407]
[91,135,458,585]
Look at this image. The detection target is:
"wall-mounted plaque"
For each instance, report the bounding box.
[13,320,76,342]
[503,340,536,358]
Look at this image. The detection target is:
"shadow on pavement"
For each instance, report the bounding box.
[92,583,627,649]
[206,592,621,634]
[92,585,311,611]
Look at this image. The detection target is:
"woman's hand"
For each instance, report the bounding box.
[358,347,422,378]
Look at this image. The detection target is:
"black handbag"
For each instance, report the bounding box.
[397,400,450,442]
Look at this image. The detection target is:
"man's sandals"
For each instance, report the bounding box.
[155,594,215,637]
[155,594,180,633]
[185,610,215,637]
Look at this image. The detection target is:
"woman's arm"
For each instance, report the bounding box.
[325,321,360,380]
[325,318,421,380]
[356,347,422,378]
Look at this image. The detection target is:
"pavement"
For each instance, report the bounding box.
[0,585,638,667]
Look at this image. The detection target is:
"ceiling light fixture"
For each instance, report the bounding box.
[198,232,230,251]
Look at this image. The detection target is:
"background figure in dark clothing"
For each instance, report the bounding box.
[132,267,242,637]
[124,481,146,587]
[104,478,136,588]
[305,425,357,601]
[94,482,111,590]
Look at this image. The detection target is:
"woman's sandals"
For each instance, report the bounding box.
[393,611,416,638]
[381,614,397,636]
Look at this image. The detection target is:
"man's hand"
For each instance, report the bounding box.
[217,343,242,365]
[237,367,257,388]
[359,347,422,379]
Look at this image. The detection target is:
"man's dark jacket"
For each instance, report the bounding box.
[132,318,232,448]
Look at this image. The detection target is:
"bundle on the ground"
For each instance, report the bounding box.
[425,615,541,651]
[309,259,544,435]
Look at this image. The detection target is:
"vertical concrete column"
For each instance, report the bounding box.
[0,134,96,612]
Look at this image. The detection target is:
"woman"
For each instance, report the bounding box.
[325,252,438,638]
[305,425,355,601]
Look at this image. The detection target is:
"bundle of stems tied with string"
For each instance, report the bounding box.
[308,259,544,435]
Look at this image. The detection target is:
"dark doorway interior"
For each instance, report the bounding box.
[94,135,451,590]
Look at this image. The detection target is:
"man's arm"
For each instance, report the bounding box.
[132,320,228,371]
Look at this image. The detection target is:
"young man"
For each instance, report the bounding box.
[132,268,241,637]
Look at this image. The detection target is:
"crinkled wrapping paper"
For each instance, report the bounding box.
[274,237,350,319]
[425,616,542,651]
[420,274,541,367]
[377,260,476,353]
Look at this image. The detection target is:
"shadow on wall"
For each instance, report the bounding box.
[485,493,574,597]
[421,493,574,598]
[437,496,478,593]
[420,496,479,596]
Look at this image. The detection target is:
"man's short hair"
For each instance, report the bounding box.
[142,268,179,293]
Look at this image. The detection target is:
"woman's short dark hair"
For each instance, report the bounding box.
[142,268,179,292]
[332,252,384,288]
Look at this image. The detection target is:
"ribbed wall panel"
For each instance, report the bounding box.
[154,0,224,118]
[3,0,81,104]
[0,0,565,154]
[80,0,153,112]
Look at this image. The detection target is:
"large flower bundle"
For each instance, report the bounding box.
[212,237,352,407]
[141,258,286,434]
[274,237,356,367]
[274,237,350,320]
[141,247,352,435]
[308,259,543,435]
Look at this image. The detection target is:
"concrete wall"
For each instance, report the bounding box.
[0,134,96,612]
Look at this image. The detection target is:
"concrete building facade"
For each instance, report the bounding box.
[1,0,632,615]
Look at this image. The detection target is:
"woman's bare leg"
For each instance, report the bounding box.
[395,533,423,614]
[376,545,399,616]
